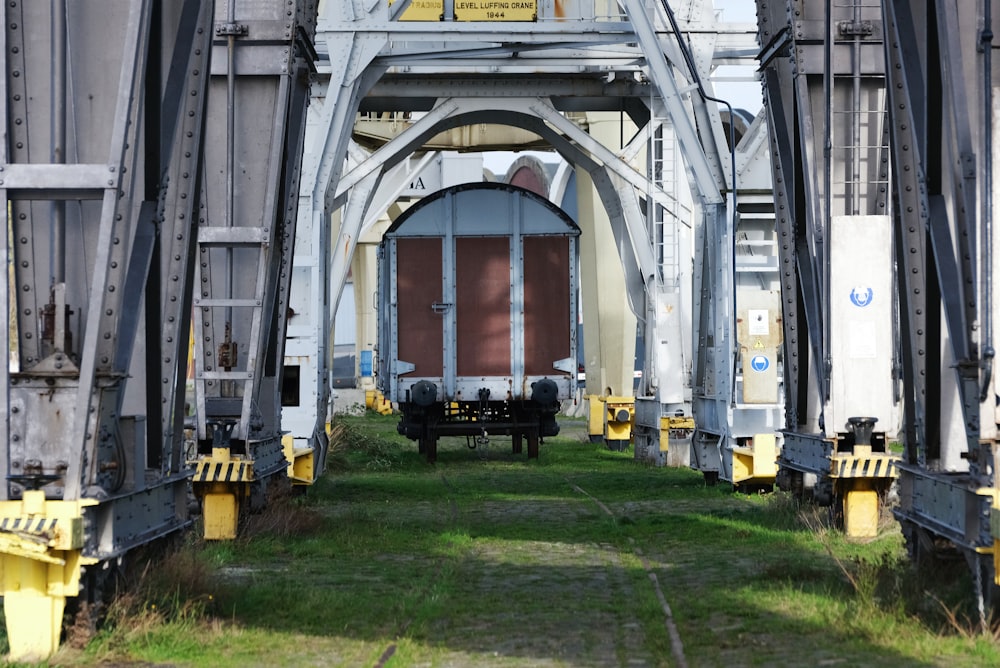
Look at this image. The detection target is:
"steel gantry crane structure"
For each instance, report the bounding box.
[0,0,322,660]
[289,0,784,489]
[756,0,901,537]
[878,0,1000,615]
[758,0,1000,605]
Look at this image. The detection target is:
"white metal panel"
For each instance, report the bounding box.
[829,215,896,434]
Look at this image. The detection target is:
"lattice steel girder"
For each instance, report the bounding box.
[756,0,892,436]
[318,11,757,53]
[1,0,210,506]
[621,0,726,199]
[321,97,661,324]
[778,432,836,477]
[882,0,989,474]
[192,1,315,442]
[895,465,994,552]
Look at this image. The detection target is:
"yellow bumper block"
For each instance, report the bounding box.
[732,433,778,484]
[830,450,899,539]
[842,484,879,538]
[830,450,899,479]
[604,396,634,451]
[659,415,695,453]
[189,448,253,540]
[365,389,393,415]
[282,434,316,486]
[0,491,97,662]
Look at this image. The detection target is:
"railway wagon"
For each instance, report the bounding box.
[377,182,580,462]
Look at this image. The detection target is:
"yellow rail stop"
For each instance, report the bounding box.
[0,491,97,662]
[190,447,254,540]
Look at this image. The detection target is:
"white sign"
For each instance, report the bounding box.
[748,309,769,336]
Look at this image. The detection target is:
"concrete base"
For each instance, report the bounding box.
[634,437,666,466]
[634,433,691,468]
[333,389,368,416]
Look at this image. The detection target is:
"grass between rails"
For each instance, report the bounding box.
[5,413,1000,666]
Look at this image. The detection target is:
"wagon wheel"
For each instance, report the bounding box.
[422,435,438,463]
[527,430,539,459]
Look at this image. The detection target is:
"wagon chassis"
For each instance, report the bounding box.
[398,396,561,462]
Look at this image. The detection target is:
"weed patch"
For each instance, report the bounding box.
[27,416,1000,666]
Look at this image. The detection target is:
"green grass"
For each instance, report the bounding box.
[9,412,1000,666]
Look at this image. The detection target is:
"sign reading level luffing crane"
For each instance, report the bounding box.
[454,1,537,21]
[389,0,537,21]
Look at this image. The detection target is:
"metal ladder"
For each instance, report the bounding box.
[829,0,889,216]
[649,117,689,290]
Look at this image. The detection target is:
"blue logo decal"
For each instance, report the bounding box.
[750,355,770,372]
[850,286,874,307]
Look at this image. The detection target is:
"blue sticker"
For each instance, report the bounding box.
[850,286,873,307]
[750,355,770,372]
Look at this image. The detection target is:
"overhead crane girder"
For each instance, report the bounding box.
[289,0,779,475]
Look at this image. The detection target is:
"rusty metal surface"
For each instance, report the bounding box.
[456,237,512,377]
[523,236,571,376]
[396,238,444,377]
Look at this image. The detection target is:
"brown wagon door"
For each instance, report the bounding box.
[396,237,444,377]
[456,237,512,376]
[523,236,571,375]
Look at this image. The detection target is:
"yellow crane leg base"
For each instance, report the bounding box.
[843,487,879,538]
[995,539,1000,587]
[603,396,634,451]
[587,396,605,443]
[282,434,316,486]
[203,489,242,541]
[2,554,69,662]
[732,434,778,485]
[0,490,92,661]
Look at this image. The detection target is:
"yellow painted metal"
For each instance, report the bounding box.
[282,434,316,486]
[365,389,393,415]
[4,556,67,661]
[588,395,605,442]
[829,450,899,479]
[825,448,899,538]
[604,396,634,448]
[190,448,253,540]
[0,491,95,661]
[388,0,444,21]
[454,0,536,21]
[841,480,880,538]
[203,486,240,541]
[995,538,1000,587]
[190,447,254,484]
[659,415,695,452]
[988,497,1000,585]
[731,433,778,484]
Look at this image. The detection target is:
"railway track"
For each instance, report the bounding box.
[51,418,1000,666]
